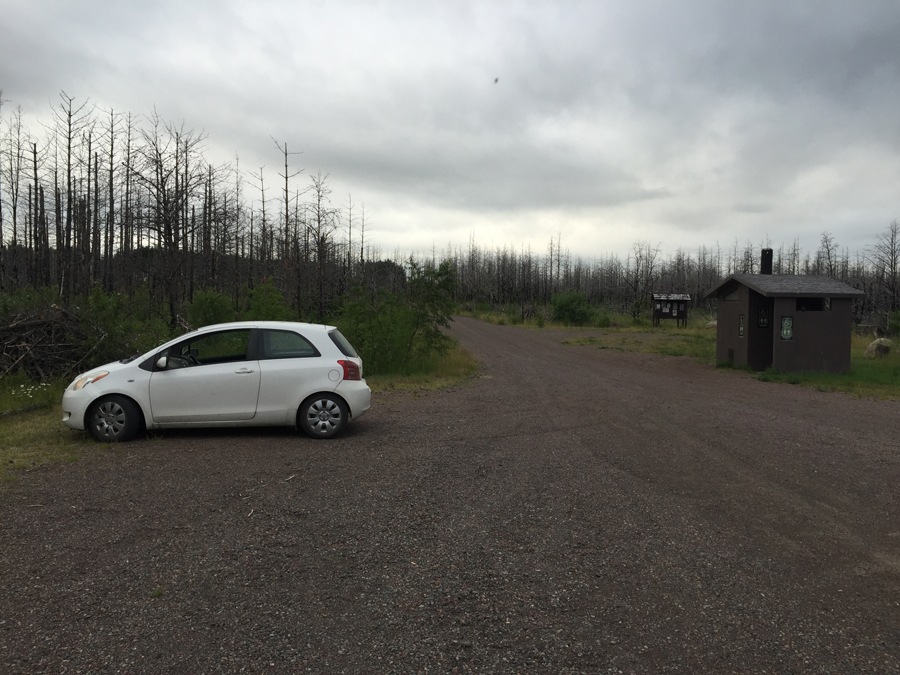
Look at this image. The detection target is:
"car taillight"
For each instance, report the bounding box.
[338,360,361,380]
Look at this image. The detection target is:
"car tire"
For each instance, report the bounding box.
[87,395,142,443]
[298,394,348,439]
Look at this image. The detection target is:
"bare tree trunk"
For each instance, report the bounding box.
[104,109,116,290]
[54,93,92,299]
[0,91,5,293]
[92,150,100,286]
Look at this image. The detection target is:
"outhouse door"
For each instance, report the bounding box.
[748,294,774,371]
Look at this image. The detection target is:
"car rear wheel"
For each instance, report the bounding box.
[298,394,348,439]
[87,395,141,443]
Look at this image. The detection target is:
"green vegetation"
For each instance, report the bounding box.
[337,260,456,376]
[563,325,717,363]
[551,291,594,326]
[0,372,93,481]
[0,370,62,413]
[889,310,900,336]
[185,288,236,327]
[750,334,900,399]
[460,303,704,332]
[246,283,295,321]
[76,286,173,365]
[365,342,479,393]
[560,317,900,400]
[0,404,96,482]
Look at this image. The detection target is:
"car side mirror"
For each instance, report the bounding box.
[156,356,168,369]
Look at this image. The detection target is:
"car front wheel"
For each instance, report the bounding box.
[87,395,142,443]
[298,394,348,439]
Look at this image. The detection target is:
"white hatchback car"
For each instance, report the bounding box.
[62,321,371,442]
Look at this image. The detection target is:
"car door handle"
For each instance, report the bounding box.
[235,368,255,374]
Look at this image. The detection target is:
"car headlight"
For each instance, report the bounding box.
[72,371,109,391]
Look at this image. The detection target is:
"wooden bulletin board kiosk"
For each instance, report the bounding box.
[652,294,691,328]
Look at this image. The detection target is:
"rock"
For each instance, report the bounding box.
[705,320,717,329]
[865,338,892,358]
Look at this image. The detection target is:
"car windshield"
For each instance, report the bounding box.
[328,330,358,357]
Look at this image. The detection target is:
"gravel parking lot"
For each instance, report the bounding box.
[2,316,900,674]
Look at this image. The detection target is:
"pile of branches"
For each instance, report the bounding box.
[0,306,98,381]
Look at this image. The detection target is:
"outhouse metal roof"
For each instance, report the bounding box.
[704,274,866,300]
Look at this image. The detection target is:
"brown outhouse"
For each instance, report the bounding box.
[704,250,865,373]
[652,293,691,327]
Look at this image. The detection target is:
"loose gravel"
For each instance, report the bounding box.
[2,316,900,674]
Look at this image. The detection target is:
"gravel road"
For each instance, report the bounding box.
[2,316,900,674]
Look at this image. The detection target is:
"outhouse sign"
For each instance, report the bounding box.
[780,316,793,341]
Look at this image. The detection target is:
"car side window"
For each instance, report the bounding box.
[260,329,320,359]
[163,329,252,369]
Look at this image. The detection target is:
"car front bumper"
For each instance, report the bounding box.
[61,387,91,431]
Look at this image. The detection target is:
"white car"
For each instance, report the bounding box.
[62,321,371,442]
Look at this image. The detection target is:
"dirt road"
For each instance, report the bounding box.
[2,316,900,673]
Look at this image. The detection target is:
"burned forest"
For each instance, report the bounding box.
[1,93,899,380]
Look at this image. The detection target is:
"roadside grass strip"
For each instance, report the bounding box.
[754,334,900,400]
[565,327,900,400]
[367,343,479,393]
[564,330,716,362]
[0,404,98,482]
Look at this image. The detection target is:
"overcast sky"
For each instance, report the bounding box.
[2,0,900,260]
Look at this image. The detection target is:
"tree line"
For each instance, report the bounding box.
[2,91,899,330]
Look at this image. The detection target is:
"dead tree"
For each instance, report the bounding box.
[868,221,900,322]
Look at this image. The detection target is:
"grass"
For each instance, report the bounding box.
[458,303,714,332]
[559,318,900,400]
[0,403,100,482]
[366,342,480,393]
[0,370,65,413]
[1,371,100,482]
[751,334,900,400]
[564,328,717,363]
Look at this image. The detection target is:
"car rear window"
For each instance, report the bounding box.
[328,330,358,357]
[260,329,320,359]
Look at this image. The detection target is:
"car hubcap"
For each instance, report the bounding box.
[307,399,340,433]
[94,402,126,439]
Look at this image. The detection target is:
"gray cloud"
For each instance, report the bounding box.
[2,0,899,257]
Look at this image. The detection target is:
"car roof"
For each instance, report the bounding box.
[192,321,336,334]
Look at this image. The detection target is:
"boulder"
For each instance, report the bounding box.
[865,338,892,358]
[705,320,717,329]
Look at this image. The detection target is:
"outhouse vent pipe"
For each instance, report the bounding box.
[761,248,773,275]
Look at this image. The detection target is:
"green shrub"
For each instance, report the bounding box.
[186,289,235,328]
[337,260,455,375]
[889,310,900,336]
[551,291,594,326]
[73,288,172,367]
[0,286,59,318]
[244,283,294,321]
[505,304,522,325]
